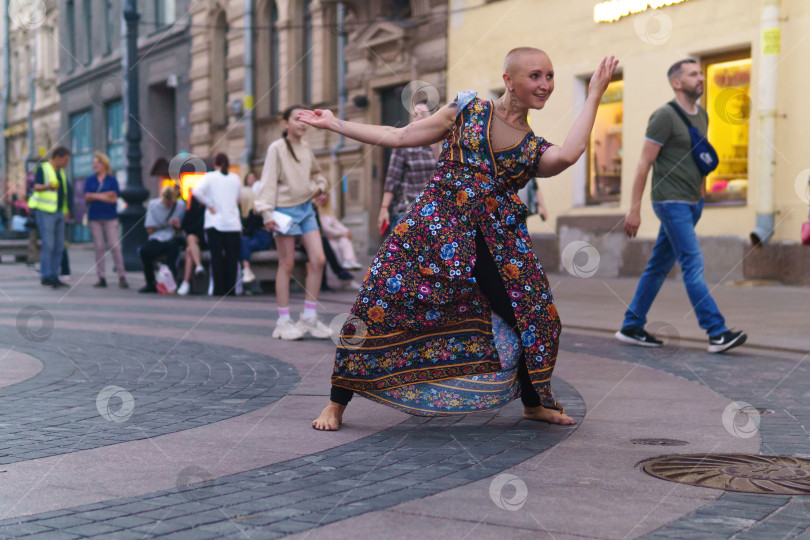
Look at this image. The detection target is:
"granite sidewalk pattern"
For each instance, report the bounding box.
[0,247,807,539]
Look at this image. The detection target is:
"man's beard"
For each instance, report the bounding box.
[684,84,704,100]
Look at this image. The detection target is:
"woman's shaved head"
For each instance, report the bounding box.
[503,47,548,76]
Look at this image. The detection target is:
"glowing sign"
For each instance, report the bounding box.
[594,0,690,23]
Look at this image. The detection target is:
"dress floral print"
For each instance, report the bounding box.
[333,92,564,414]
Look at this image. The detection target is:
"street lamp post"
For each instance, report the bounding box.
[119,0,148,270]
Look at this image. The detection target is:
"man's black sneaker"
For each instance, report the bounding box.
[138,283,158,294]
[615,327,663,348]
[708,330,747,353]
[51,280,69,288]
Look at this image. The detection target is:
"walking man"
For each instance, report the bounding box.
[377,103,438,232]
[617,59,746,353]
[28,146,71,288]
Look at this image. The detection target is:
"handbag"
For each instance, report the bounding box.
[156,264,177,294]
[668,102,719,176]
[801,221,810,246]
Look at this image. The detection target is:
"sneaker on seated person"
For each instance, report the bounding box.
[177,281,190,296]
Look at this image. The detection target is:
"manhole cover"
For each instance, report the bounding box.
[632,439,689,446]
[640,454,810,495]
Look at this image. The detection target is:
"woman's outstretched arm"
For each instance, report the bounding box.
[537,56,619,177]
[298,104,457,148]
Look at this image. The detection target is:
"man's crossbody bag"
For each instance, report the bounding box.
[667,102,719,176]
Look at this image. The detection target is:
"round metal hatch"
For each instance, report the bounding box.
[639,454,810,495]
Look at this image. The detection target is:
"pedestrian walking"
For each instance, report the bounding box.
[255,105,331,341]
[84,152,128,289]
[28,146,71,288]
[377,103,438,233]
[192,153,242,297]
[300,48,618,430]
[617,58,746,353]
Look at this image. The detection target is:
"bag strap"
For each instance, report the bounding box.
[667,101,694,129]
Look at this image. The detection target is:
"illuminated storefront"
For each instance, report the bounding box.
[703,53,751,206]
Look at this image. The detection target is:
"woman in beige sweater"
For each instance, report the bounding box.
[255,105,331,340]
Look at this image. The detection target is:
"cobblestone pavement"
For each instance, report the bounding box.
[0,249,807,538]
[563,335,810,539]
[0,329,297,464]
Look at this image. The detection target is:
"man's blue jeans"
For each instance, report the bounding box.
[34,210,65,282]
[622,200,728,338]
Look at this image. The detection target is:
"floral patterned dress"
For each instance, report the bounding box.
[333,92,563,415]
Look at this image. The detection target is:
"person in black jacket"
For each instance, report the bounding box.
[176,195,207,295]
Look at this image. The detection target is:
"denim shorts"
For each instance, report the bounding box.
[275,201,319,236]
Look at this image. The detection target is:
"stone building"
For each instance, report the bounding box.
[56,0,193,221]
[188,0,448,255]
[0,0,61,209]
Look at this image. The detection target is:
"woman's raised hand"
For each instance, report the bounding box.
[297,109,336,130]
[588,56,619,99]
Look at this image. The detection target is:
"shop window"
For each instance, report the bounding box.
[70,110,94,179]
[106,101,125,172]
[702,51,751,206]
[586,79,623,205]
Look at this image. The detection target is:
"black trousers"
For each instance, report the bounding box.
[206,228,241,296]
[330,230,542,408]
[140,238,181,285]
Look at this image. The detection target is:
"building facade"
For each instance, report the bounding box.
[1,0,61,210]
[447,0,810,284]
[188,0,448,255]
[56,0,193,224]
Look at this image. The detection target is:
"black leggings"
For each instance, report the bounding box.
[330,230,541,408]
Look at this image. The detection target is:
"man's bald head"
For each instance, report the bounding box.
[503,47,548,76]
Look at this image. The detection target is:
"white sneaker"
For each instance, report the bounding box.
[242,267,256,283]
[344,262,363,270]
[177,281,190,296]
[272,318,305,340]
[194,265,204,276]
[297,316,330,339]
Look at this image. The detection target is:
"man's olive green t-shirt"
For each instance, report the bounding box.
[646,103,708,203]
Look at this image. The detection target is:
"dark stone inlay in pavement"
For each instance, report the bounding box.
[631,438,689,447]
[0,328,298,464]
[557,333,810,539]
[0,378,583,538]
[641,454,810,495]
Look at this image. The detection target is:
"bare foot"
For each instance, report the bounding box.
[523,406,576,425]
[312,401,347,431]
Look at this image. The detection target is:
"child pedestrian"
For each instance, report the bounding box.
[255,105,331,340]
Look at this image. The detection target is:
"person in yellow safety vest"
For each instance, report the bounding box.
[28,146,72,288]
